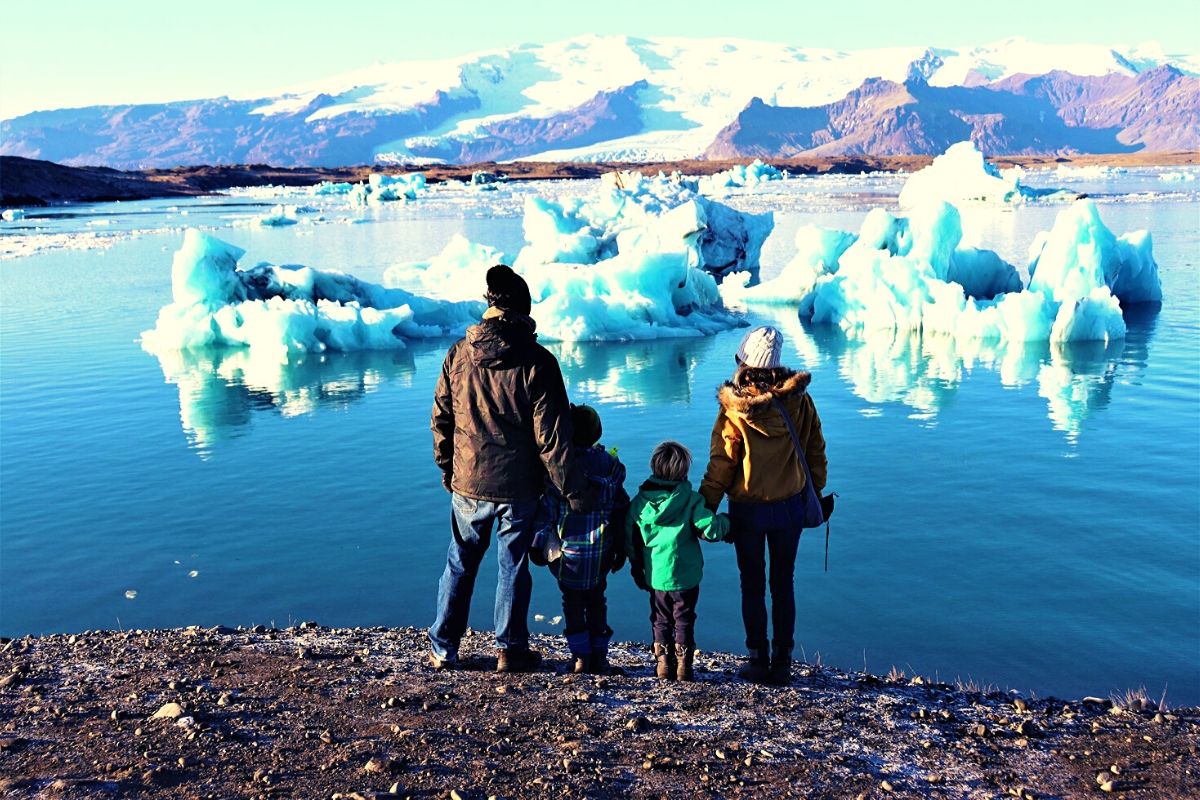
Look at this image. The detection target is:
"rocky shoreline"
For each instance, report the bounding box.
[3,151,1198,207]
[0,626,1194,799]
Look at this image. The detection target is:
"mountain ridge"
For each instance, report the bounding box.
[2,35,1197,168]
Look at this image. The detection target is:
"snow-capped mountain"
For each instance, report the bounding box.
[3,35,1197,168]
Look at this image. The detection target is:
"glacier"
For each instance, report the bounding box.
[724,198,1159,346]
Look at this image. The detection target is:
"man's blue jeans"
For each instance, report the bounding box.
[428,493,537,661]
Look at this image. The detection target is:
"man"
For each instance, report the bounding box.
[429,264,585,673]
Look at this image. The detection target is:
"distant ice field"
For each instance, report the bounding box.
[1,168,1197,704]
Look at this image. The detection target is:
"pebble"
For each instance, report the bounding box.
[625,716,648,733]
[880,779,894,792]
[1014,698,1029,712]
[150,702,184,720]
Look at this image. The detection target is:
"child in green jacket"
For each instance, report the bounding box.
[626,441,730,681]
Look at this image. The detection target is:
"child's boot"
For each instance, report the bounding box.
[588,631,611,674]
[566,631,591,675]
[675,643,694,682]
[653,642,675,680]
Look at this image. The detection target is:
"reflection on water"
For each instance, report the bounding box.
[550,336,720,407]
[149,346,436,453]
[759,306,1158,440]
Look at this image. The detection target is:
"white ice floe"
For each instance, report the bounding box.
[255,204,300,227]
[725,198,1159,345]
[1158,170,1197,182]
[2,209,26,222]
[697,159,786,195]
[898,141,1073,207]
[350,173,427,205]
[141,229,483,359]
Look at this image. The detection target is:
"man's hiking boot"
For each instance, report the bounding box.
[428,650,455,671]
[653,642,675,680]
[738,650,770,684]
[767,653,792,685]
[495,647,542,674]
[675,643,695,682]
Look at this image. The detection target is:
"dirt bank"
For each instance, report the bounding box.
[0,626,1194,799]
[3,151,1197,208]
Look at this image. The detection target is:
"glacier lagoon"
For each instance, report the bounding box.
[1,169,1197,704]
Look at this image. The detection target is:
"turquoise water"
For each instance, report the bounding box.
[2,172,1197,704]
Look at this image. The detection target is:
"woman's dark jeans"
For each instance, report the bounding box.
[730,498,803,657]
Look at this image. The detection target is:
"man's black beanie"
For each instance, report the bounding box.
[485,264,532,316]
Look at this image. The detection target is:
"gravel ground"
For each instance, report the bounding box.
[0,625,1195,799]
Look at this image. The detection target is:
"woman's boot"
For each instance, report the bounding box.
[738,649,770,683]
[653,642,675,680]
[768,648,792,685]
[675,643,694,682]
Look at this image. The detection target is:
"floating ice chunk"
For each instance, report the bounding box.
[3,208,27,222]
[518,171,773,279]
[1158,170,1196,182]
[1027,199,1161,304]
[698,159,785,194]
[1053,164,1125,179]
[310,181,355,195]
[898,141,1071,207]
[550,615,563,626]
[723,225,857,306]
[533,614,546,622]
[125,590,137,599]
[384,235,507,301]
[142,229,483,358]
[188,570,199,578]
[256,205,299,227]
[350,172,427,205]
[747,199,1146,346]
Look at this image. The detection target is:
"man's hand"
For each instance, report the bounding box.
[610,549,627,574]
[441,473,453,494]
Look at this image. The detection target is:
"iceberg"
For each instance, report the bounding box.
[350,172,427,205]
[2,208,25,222]
[725,199,1158,346]
[518,170,773,279]
[142,229,483,359]
[697,159,786,194]
[310,181,355,195]
[1027,199,1162,304]
[898,141,1071,208]
[255,204,299,227]
[384,172,755,341]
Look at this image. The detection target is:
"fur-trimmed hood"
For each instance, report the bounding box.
[717,369,811,414]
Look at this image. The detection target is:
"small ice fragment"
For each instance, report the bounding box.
[125,590,138,599]
[533,614,546,622]
[174,560,181,564]
[2,209,25,222]
[188,570,199,578]
[550,615,563,626]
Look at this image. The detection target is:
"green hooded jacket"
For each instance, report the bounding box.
[625,478,730,592]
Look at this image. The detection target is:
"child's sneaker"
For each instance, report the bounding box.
[571,655,589,674]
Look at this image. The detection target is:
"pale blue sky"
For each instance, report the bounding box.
[1,0,1196,119]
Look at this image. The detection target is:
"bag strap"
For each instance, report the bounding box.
[771,396,831,573]
[770,397,816,493]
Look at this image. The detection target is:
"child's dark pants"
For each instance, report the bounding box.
[649,586,700,647]
[560,575,611,646]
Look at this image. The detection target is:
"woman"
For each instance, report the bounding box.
[699,326,828,685]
